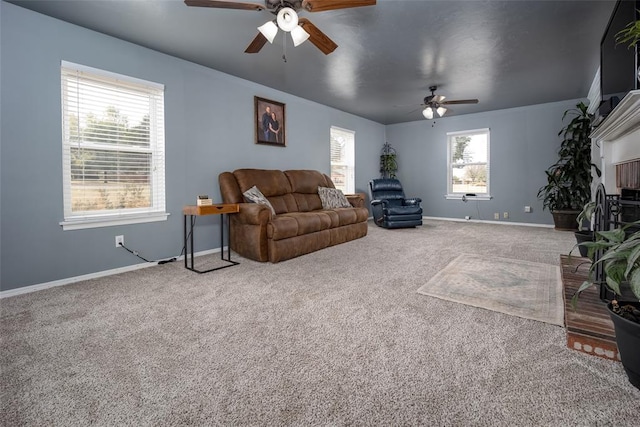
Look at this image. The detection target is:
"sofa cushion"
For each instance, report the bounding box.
[235,169,291,197]
[268,212,332,240]
[243,185,276,215]
[285,170,331,212]
[318,186,351,209]
[285,170,332,193]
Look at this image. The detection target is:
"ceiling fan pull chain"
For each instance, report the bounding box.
[282,31,287,63]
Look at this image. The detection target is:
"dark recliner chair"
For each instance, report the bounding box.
[369,178,423,229]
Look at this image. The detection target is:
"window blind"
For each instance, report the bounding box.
[330,127,355,193]
[60,61,165,225]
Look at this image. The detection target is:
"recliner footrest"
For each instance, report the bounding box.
[385,205,422,215]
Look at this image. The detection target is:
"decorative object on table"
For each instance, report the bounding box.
[574,220,640,390]
[197,194,213,206]
[183,0,376,56]
[369,178,422,229]
[379,142,398,178]
[255,96,286,146]
[417,253,564,326]
[536,101,601,230]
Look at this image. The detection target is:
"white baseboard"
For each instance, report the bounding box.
[0,248,223,299]
[1,217,554,298]
[423,216,555,228]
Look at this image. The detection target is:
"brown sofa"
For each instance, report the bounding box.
[219,169,369,262]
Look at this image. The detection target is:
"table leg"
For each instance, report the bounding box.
[219,213,224,260]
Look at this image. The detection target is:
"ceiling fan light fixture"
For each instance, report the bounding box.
[436,106,447,117]
[291,25,310,47]
[258,20,278,43]
[422,107,434,120]
[277,7,298,32]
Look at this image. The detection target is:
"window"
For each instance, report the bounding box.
[330,127,355,193]
[60,61,167,230]
[446,128,490,199]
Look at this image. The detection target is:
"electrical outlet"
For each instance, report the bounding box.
[524,206,532,213]
[503,212,509,219]
[494,212,500,220]
[115,235,124,247]
[464,215,471,220]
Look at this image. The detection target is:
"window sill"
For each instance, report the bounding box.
[445,194,492,201]
[60,212,169,231]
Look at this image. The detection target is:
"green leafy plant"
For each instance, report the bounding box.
[576,201,596,231]
[537,102,601,212]
[380,142,398,178]
[572,221,640,313]
[616,11,640,48]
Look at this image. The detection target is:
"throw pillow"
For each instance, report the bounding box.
[318,186,352,209]
[243,185,276,215]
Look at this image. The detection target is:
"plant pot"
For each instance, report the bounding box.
[574,230,593,257]
[552,210,579,231]
[608,301,640,390]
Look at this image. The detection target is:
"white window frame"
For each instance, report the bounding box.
[445,128,491,200]
[59,61,168,230]
[330,126,356,194]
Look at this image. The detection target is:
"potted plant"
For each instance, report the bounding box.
[573,220,640,390]
[380,142,398,178]
[574,201,596,257]
[537,102,601,230]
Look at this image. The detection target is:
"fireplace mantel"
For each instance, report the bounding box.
[590,90,640,194]
[591,90,640,142]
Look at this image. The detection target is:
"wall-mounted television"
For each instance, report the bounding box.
[600,0,639,114]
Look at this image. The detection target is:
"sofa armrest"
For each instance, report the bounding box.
[345,192,366,208]
[404,198,422,206]
[236,203,272,225]
[370,199,388,207]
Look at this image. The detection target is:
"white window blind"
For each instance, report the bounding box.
[60,61,167,230]
[330,127,355,193]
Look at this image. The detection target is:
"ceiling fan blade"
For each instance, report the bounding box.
[302,0,376,12]
[441,99,479,105]
[244,32,268,53]
[184,0,264,11]
[298,18,338,55]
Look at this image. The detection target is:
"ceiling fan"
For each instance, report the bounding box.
[420,85,479,119]
[184,0,376,55]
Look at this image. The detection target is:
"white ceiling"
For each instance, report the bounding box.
[7,0,616,124]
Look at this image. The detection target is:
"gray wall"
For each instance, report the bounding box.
[0,2,582,293]
[386,100,582,225]
[0,2,384,292]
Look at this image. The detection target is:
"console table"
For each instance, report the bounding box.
[182,204,239,273]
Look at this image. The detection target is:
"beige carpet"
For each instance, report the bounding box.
[2,220,639,425]
[417,254,564,326]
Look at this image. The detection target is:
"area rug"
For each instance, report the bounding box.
[417,254,564,326]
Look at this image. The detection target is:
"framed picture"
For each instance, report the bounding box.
[255,96,286,147]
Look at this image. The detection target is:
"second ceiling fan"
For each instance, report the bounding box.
[184,0,376,55]
[420,86,479,119]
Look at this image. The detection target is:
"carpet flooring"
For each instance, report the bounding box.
[2,219,640,426]
[417,253,563,326]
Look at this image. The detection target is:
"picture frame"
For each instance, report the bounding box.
[255,96,286,147]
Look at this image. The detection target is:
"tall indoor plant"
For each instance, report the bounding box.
[380,142,398,178]
[574,221,640,390]
[537,102,600,230]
